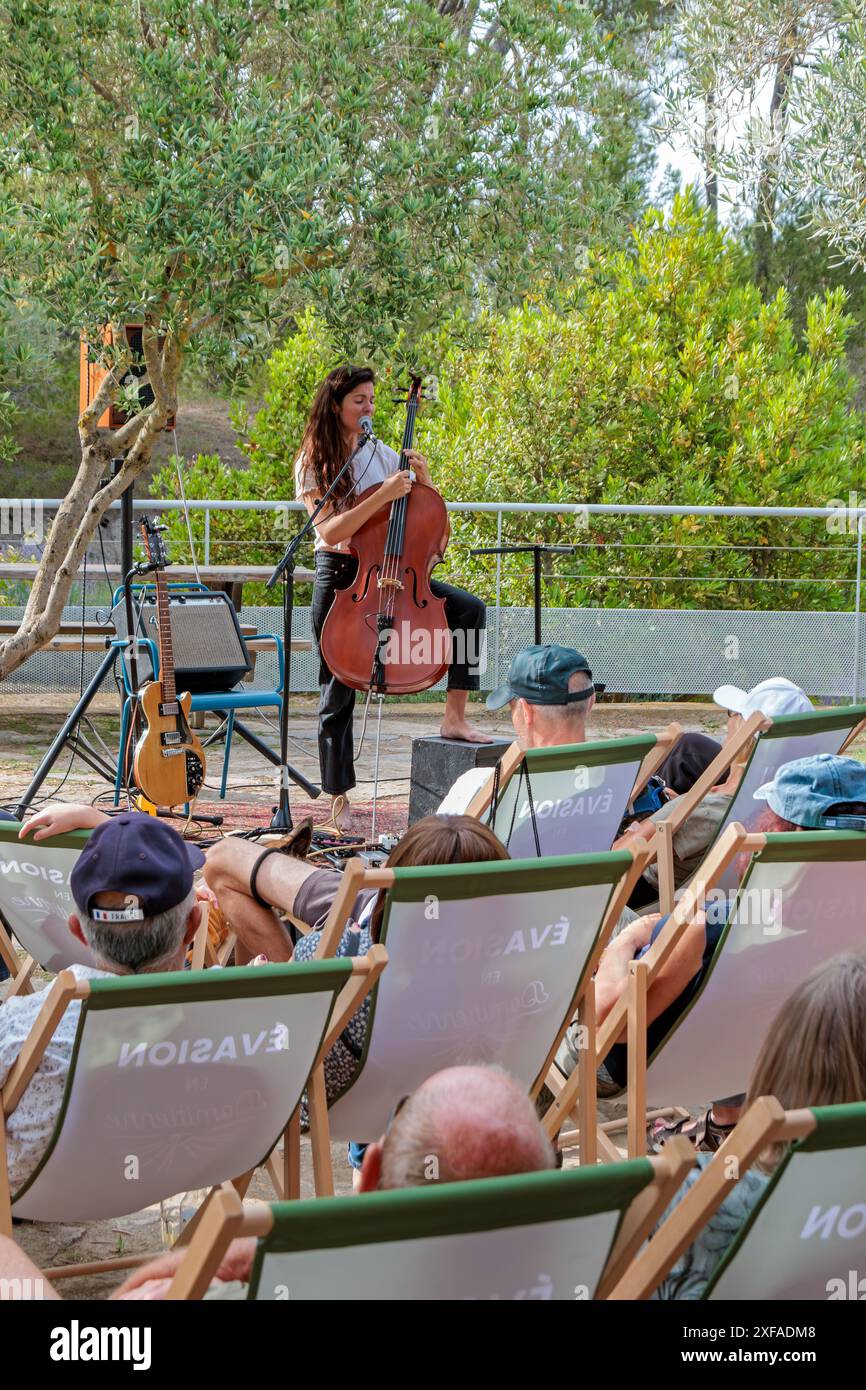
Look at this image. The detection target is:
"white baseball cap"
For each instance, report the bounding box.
[713,677,813,720]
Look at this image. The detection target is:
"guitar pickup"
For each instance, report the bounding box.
[161,731,183,746]
[160,702,180,717]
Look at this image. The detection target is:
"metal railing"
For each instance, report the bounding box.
[3,498,865,700]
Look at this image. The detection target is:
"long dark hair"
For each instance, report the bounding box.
[298,365,375,510]
[370,814,509,940]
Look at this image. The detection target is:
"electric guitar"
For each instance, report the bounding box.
[132,516,206,807]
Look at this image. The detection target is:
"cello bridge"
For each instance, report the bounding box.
[377,576,403,592]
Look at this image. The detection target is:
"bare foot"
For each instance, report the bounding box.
[439,719,495,744]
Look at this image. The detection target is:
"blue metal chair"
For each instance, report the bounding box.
[113,584,284,803]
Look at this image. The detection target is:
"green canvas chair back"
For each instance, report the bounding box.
[247,1160,655,1300]
[709,706,866,891]
[11,959,353,1222]
[491,735,658,859]
[327,852,631,1142]
[645,831,866,1109]
[0,824,97,972]
[707,1104,866,1300]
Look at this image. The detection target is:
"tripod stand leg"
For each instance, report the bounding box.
[371,694,384,841]
[14,645,120,820]
[230,717,320,800]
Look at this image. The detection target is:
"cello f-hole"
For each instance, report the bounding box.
[352,565,379,604]
[405,566,428,609]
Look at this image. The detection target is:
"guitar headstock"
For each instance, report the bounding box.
[138,513,169,570]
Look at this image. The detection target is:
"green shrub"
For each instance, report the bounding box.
[154,193,866,611]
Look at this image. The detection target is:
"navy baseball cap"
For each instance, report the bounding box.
[753,754,866,828]
[486,645,595,711]
[70,813,205,920]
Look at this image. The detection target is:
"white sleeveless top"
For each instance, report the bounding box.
[294,438,400,553]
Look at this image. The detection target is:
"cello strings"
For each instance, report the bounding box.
[380,388,417,613]
[376,385,419,654]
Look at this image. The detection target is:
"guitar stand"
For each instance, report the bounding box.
[13,643,124,819]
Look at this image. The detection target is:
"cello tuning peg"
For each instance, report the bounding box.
[422,375,440,403]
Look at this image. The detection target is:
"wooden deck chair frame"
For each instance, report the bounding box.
[542,822,758,1161]
[652,703,866,915]
[0,949,386,1278]
[609,828,866,1134]
[463,724,684,834]
[165,1136,695,1301]
[0,823,212,995]
[306,843,655,1165]
[607,1096,830,1300]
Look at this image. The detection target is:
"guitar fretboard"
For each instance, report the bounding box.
[154,572,176,702]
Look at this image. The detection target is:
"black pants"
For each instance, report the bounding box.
[310,551,486,796]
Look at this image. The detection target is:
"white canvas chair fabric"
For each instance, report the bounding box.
[325,852,632,1143]
[645,831,866,1110]
[0,825,98,975]
[246,1161,659,1301]
[9,959,354,1222]
[707,1103,866,1300]
[488,735,660,859]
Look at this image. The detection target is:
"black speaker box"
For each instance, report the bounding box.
[408,736,513,824]
[112,587,252,694]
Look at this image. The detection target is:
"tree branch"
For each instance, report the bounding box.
[82,72,122,109]
[136,0,159,51]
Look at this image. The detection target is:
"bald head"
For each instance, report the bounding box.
[377,1065,555,1190]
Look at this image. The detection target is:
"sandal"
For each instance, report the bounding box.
[649,1108,735,1155]
[276,816,314,860]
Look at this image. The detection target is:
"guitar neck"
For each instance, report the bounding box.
[154,572,176,703]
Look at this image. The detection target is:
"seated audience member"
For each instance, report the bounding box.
[113,1064,556,1300]
[559,753,866,1147]
[437,645,598,814]
[204,815,509,1174]
[615,677,813,909]
[0,813,204,1193]
[653,948,866,1298]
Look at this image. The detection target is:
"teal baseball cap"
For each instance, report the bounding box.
[753,754,866,827]
[486,645,595,711]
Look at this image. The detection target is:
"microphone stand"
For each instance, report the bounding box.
[266,429,373,830]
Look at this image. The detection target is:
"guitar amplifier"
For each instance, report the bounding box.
[112,587,253,694]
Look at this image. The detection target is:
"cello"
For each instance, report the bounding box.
[320,375,451,693]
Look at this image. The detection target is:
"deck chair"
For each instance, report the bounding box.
[464,725,683,859]
[542,821,756,1160]
[310,848,649,1157]
[0,825,101,996]
[612,1098,866,1301]
[0,953,385,1275]
[653,703,866,911]
[167,1140,695,1301]
[0,822,214,997]
[641,828,866,1113]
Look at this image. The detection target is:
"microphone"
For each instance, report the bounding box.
[358,414,373,440]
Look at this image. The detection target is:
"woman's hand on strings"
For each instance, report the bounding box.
[404,449,431,485]
[380,471,414,503]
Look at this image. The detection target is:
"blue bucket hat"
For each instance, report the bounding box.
[486,645,595,712]
[753,754,866,828]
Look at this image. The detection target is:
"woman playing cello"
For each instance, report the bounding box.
[295,365,491,818]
